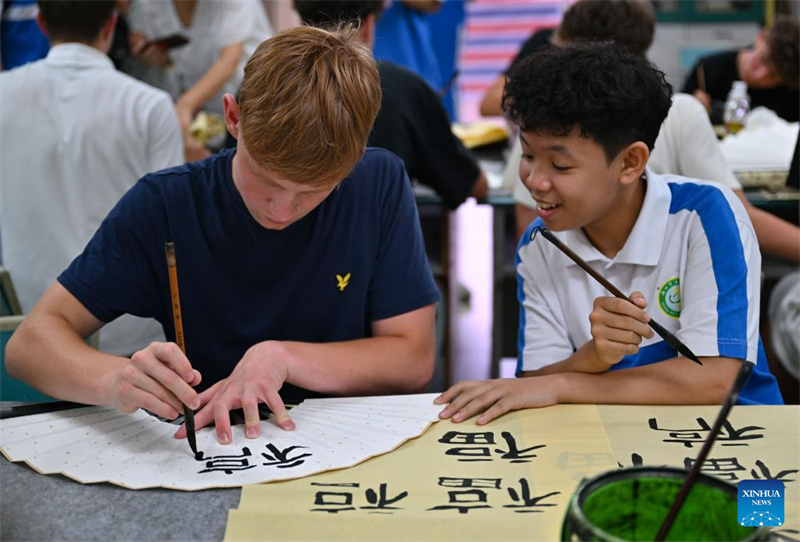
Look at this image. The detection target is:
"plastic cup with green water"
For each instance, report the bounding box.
[561,467,769,542]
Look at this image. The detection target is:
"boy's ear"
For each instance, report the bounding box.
[618,142,649,186]
[222,93,240,141]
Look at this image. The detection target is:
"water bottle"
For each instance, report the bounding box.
[723,81,750,134]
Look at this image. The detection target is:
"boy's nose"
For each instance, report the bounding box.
[269,196,296,222]
[523,170,552,192]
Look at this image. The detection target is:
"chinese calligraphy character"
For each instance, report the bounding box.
[504,478,560,513]
[750,460,798,483]
[311,482,358,513]
[648,418,764,448]
[310,483,409,514]
[427,477,499,514]
[261,443,311,468]
[438,431,544,463]
[684,457,746,481]
[196,447,256,474]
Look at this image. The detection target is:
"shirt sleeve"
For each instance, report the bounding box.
[57,178,167,325]
[146,91,185,171]
[217,0,257,48]
[405,77,481,209]
[516,232,574,372]
[677,192,761,363]
[368,155,441,321]
[670,94,741,190]
[506,140,537,209]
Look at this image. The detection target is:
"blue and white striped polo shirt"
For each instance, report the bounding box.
[516,168,782,405]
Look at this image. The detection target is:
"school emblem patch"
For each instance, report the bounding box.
[658,277,681,318]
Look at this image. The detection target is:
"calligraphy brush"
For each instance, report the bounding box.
[165,240,200,459]
[530,226,702,365]
[654,361,753,541]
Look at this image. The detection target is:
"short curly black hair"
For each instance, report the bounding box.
[503,42,672,162]
[766,16,799,89]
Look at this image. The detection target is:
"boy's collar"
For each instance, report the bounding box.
[560,167,671,268]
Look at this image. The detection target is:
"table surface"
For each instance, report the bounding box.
[0,400,240,541]
[0,448,240,541]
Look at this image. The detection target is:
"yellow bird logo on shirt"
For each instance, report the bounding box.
[336,272,351,291]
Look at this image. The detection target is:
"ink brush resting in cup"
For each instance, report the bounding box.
[529,225,755,540]
[654,361,753,541]
[165,240,200,460]
[529,226,703,366]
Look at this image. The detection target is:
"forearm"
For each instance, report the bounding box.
[479,76,505,117]
[277,335,435,396]
[522,340,606,377]
[554,356,739,405]
[469,171,489,199]
[177,44,242,116]
[743,196,800,261]
[6,312,124,405]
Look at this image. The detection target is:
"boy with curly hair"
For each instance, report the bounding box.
[437,43,782,424]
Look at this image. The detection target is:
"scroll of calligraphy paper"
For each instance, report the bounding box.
[598,405,799,540]
[225,405,619,541]
[0,394,442,490]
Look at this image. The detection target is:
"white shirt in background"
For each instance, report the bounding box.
[129,0,272,116]
[0,43,184,356]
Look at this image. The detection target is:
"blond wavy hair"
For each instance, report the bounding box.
[238,25,381,186]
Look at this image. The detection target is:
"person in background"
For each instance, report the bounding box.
[0,0,48,70]
[295,0,488,209]
[683,16,799,124]
[373,0,443,92]
[0,0,184,355]
[506,0,800,263]
[127,0,272,159]
[479,27,555,118]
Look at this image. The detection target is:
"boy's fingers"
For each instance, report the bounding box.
[265,391,294,431]
[476,401,512,426]
[242,395,261,439]
[435,381,478,407]
[447,385,495,421]
[452,390,502,423]
[213,401,233,444]
[611,298,650,323]
[128,386,179,420]
[151,342,195,382]
[629,291,648,308]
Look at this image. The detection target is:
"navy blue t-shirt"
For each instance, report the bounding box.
[59,148,441,399]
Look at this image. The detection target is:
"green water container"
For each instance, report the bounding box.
[562,467,769,542]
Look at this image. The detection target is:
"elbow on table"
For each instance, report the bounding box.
[404,343,435,393]
[5,320,30,380]
[693,357,742,405]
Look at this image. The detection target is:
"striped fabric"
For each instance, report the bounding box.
[457,0,569,121]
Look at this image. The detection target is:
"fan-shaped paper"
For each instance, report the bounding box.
[0,393,441,491]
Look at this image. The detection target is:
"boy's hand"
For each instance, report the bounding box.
[109,341,201,420]
[589,291,654,369]
[434,377,560,425]
[175,341,295,444]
